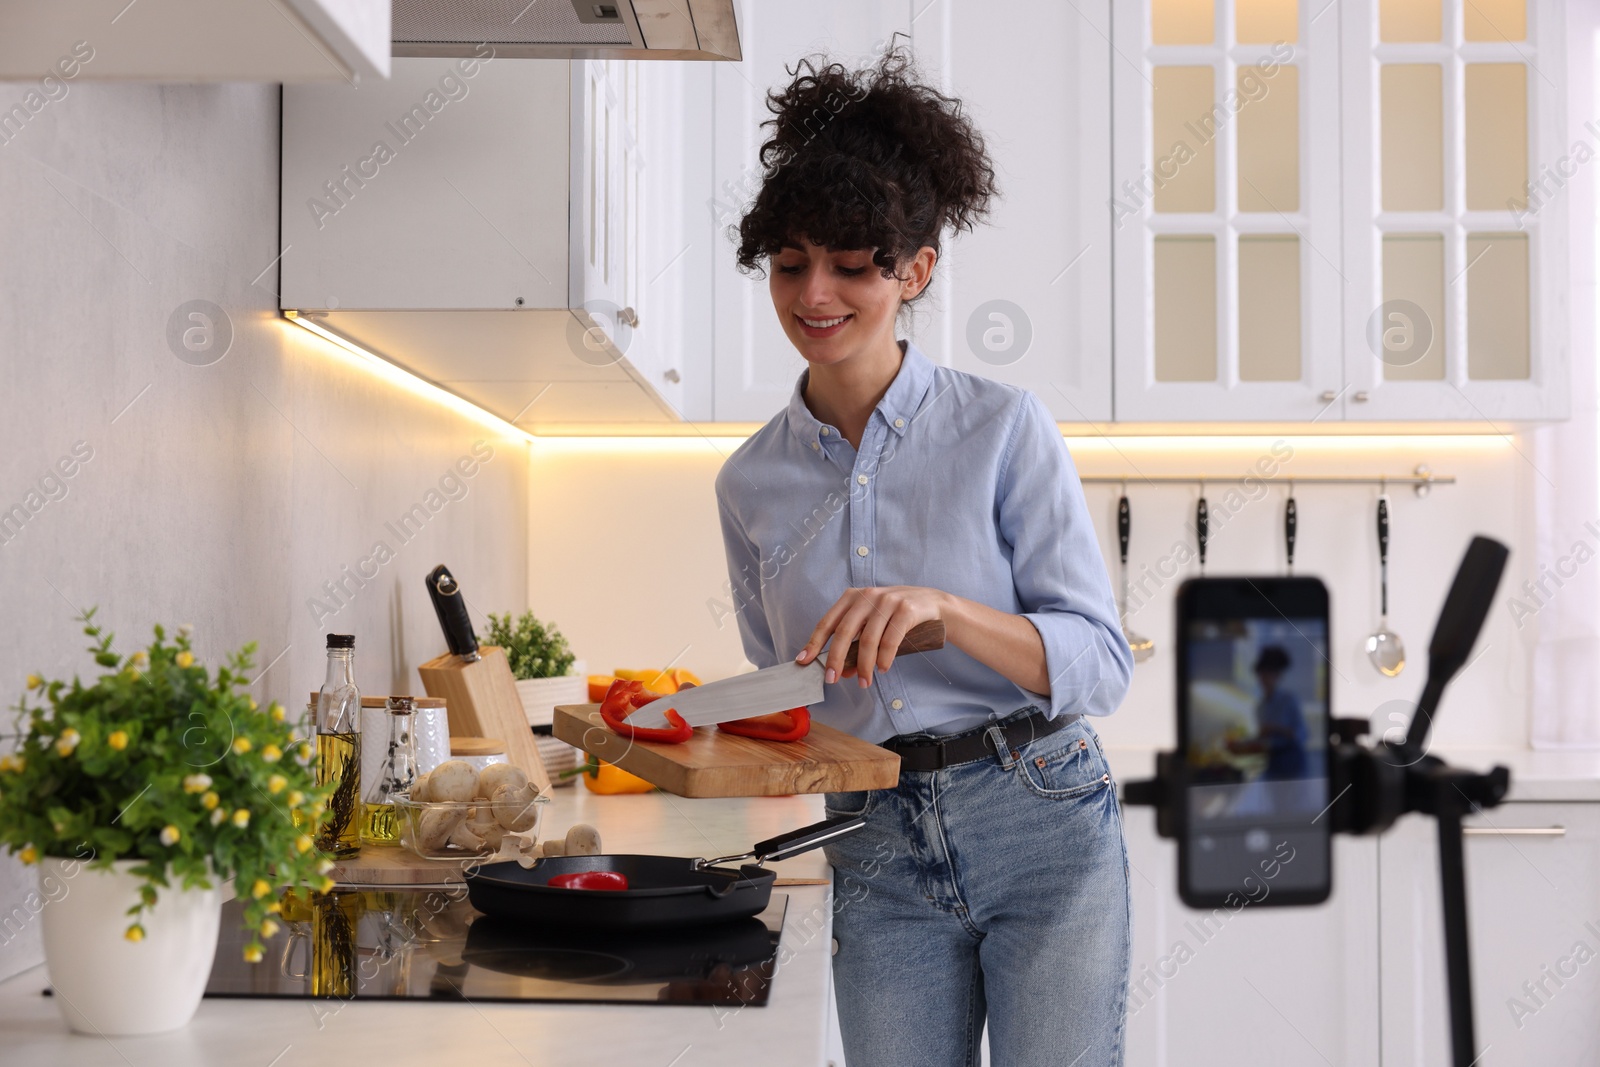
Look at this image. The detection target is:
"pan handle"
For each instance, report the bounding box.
[752,814,867,864]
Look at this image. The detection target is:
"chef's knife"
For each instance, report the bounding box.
[426,564,481,662]
[624,620,946,729]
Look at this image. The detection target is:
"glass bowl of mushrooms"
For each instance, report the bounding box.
[395,759,548,861]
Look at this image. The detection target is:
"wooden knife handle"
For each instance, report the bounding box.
[841,619,946,670]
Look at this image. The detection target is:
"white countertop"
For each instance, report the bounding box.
[0,790,836,1067]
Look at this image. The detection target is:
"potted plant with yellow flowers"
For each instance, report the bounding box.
[0,612,332,1035]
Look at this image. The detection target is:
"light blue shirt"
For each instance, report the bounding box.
[714,342,1133,744]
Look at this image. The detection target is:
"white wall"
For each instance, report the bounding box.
[529,432,1536,753]
[0,84,529,980]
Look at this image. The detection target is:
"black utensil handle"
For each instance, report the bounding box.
[1118,495,1131,565]
[1285,496,1298,569]
[1377,497,1390,564]
[426,564,479,659]
[1196,497,1209,565]
[752,814,867,864]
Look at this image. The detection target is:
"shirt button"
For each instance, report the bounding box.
[857,474,868,485]
[893,418,905,429]
[820,427,831,436]
[891,698,903,710]
[811,442,820,451]
[856,545,869,557]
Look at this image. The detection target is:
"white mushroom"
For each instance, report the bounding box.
[492,782,541,832]
[538,838,566,858]
[417,805,467,851]
[563,823,602,857]
[466,804,506,850]
[447,821,486,852]
[428,760,478,803]
[475,763,529,801]
[409,771,432,802]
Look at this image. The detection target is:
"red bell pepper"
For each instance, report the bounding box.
[599,679,693,744]
[548,870,630,891]
[718,706,811,743]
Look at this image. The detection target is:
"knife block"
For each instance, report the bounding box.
[417,646,550,794]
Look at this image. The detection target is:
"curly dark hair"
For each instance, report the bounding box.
[735,47,997,298]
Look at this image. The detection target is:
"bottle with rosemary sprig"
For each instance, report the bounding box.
[314,634,361,857]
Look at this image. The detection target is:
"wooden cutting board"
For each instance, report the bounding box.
[552,704,901,798]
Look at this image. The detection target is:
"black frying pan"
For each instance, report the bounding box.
[464,814,864,930]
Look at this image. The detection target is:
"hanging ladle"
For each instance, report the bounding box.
[1285,482,1297,575]
[1117,490,1154,663]
[1365,490,1407,676]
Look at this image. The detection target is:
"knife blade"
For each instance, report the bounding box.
[426,564,481,662]
[624,620,945,729]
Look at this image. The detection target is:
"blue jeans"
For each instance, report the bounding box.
[824,710,1131,1067]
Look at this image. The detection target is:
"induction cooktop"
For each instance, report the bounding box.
[203,887,787,1007]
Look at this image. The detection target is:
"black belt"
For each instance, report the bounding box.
[881,710,1068,772]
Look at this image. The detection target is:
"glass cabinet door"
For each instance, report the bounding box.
[1114,0,1344,421]
[1339,0,1566,420]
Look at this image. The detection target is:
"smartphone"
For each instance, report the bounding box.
[1176,577,1332,909]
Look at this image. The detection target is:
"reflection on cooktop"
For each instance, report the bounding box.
[203,887,787,1007]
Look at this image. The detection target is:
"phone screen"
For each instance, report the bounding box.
[1177,578,1332,908]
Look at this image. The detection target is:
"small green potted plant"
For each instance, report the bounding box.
[483,611,585,779]
[0,612,333,1035]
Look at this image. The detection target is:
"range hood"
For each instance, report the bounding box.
[392,0,740,61]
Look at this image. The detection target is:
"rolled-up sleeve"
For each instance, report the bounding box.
[715,469,779,670]
[995,392,1133,719]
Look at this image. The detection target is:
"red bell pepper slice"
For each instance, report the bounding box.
[548,870,630,891]
[717,706,811,743]
[599,679,693,744]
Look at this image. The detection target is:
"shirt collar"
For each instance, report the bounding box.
[785,341,938,453]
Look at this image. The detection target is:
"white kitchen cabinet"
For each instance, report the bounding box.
[281,56,701,427]
[1337,0,1568,421]
[0,0,388,83]
[1378,802,1600,1066]
[707,0,911,423]
[1111,0,1570,424]
[911,0,1114,422]
[1112,0,1346,422]
[1121,807,1381,1066]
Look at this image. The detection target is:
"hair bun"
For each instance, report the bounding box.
[735,46,998,294]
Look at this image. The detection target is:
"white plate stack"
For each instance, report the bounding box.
[515,672,587,786]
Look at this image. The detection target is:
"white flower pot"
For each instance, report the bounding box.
[514,674,588,729]
[516,674,587,787]
[39,856,222,1036]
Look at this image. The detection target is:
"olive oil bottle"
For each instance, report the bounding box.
[361,696,416,846]
[315,634,362,857]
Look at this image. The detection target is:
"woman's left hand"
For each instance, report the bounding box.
[795,586,950,689]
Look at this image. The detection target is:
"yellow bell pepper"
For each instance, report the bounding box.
[573,756,656,795]
[612,668,677,695]
[590,667,704,702]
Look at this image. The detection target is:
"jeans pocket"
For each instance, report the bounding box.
[1015,720,1113,800]
[823,789,877,819]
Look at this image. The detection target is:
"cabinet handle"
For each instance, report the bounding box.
[1353,391,1370,402]
[663,368,680,383]
[1462,826,1566,837]
[619,306,639,328]
[1319,390,1338,402]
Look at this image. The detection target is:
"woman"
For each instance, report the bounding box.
[715,51,1134,1067]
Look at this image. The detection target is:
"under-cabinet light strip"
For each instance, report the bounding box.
[283,311,537,445]
[282,313,1522,455]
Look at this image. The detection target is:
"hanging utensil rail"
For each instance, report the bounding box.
[1080,466,1454,498]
